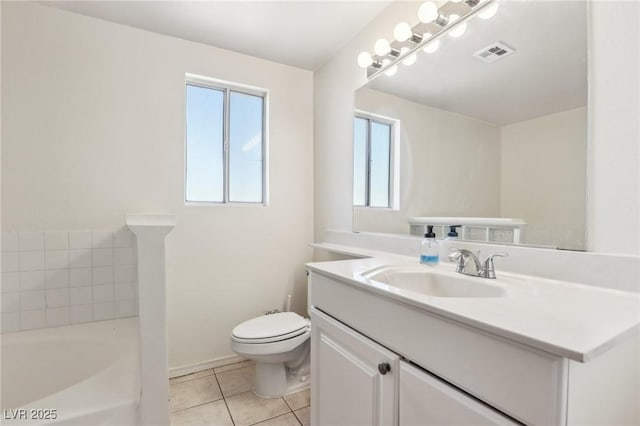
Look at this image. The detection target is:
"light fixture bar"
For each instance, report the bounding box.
[364,0,498,79]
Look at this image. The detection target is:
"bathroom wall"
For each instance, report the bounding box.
[314,2,418,242]
[587,1,639,255]
[1,3,314,371]
[314,1,639,256]
[501,107,587,250]
[354,88,501,235]
[1,229,138,333]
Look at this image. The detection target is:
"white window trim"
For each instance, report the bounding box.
[184,73,270,206]
[354,110,400,211]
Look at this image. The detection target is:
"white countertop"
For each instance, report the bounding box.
[308,243,640,363]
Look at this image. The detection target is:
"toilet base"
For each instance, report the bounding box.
[252,360,311,398]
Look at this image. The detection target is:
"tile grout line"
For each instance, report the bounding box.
[292,410,304,426]
[248,411,301,426]
[214,372,236,426]
[170,394,227,414]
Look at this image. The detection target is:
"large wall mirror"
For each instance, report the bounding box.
[353,1,587,250]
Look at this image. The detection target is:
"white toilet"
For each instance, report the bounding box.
[230,312,311,398]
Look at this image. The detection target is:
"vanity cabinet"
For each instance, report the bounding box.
[311,308,398,426]
[399,361,518,426]
[312,306,518,426]
[308,270,639,426]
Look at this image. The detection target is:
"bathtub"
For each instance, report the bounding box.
[1,318,140,425]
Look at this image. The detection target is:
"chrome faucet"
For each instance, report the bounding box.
[448,248,508,279]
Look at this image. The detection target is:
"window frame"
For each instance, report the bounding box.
[353,111,399,210]
[184,73,269,206]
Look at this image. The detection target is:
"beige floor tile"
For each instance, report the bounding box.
[252,412,301,426]
[170,369,214,385]
[170,400,233,426]
[214,360,255,374]
[283,388,310,411]
[170,375,223,412]
[293,407,310,426]
[226,391,290,426]
[216,364,255,397]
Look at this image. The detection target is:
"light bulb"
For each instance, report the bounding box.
[418,1,439,23]
[374,38,391,56]
[402,53,417,66]
[393,22,413,42]
[479,2,499,19]
[385,65,398,77]
[357,52,373,68]
[449,22,467,37]
[423,39,440,54]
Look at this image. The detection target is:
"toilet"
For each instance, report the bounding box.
[230,312,311,398]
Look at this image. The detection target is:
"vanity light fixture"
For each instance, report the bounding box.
[357,0,499,78]
[393,22,413,42]
[418,1,449,26]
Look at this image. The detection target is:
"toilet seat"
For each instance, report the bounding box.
[232,312,309,344]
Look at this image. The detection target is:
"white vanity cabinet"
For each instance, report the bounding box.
[311,306,518,426]
[308,270,639,426]
[399,361,518,426]
[311,308,399,426]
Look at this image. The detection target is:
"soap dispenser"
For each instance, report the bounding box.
[447,225,462,240]
[420,225,439,265]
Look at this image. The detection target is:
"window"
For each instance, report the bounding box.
[185,75,267,204]
[353,113,396,208]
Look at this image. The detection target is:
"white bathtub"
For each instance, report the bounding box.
[1,318,140,425]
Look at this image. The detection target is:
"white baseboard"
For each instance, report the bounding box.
[169,354,246,378]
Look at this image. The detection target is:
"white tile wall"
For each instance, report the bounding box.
[1,228,138,333]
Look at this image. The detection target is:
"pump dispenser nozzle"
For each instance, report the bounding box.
[447,225,461,239]
[425,225,436,238]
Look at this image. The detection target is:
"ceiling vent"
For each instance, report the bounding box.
[473,42,515,63]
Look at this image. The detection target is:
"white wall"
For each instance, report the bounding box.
[1,3,314,370]
[501,107,587,250]
[354,88,501,235]
[315,0,639,256]
[587,1,639,255]
[314,2,420,241]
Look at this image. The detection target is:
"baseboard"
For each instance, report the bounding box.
[169,354,246,378]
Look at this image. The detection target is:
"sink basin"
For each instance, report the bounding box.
[361,265,507,298]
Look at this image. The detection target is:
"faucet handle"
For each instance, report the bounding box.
[482,252,508,279]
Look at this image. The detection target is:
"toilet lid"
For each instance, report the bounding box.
[232,312,309,341]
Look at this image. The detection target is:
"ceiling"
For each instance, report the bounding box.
[42,1,392,71]
[366,1,587,125]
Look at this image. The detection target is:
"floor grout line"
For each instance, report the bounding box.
[170,396,226,414]
[246,408,295,426]
[169,368,308,426]
[292,409,304,426]
[214,372,237,426]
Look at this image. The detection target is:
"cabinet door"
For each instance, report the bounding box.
[399,361,519,426]
[311,307,399,426]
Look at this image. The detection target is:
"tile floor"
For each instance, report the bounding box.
[170,361,310,426]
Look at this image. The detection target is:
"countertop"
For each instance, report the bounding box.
[307,243,640,362]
